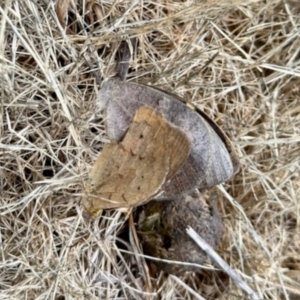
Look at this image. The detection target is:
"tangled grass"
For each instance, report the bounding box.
[1,0,300,299]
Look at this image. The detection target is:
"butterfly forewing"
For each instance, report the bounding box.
[83,107,190,215]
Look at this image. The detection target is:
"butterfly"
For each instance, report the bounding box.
[98,77,239,198]
[83,106,191,216]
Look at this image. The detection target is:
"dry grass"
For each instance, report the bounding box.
[1,0,300,299]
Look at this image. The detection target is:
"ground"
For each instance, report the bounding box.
[1,0,300,299]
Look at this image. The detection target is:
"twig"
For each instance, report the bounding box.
[186,227,261,300]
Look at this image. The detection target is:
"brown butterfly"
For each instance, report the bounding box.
[83,106,190,216]
[98,77,239,199]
